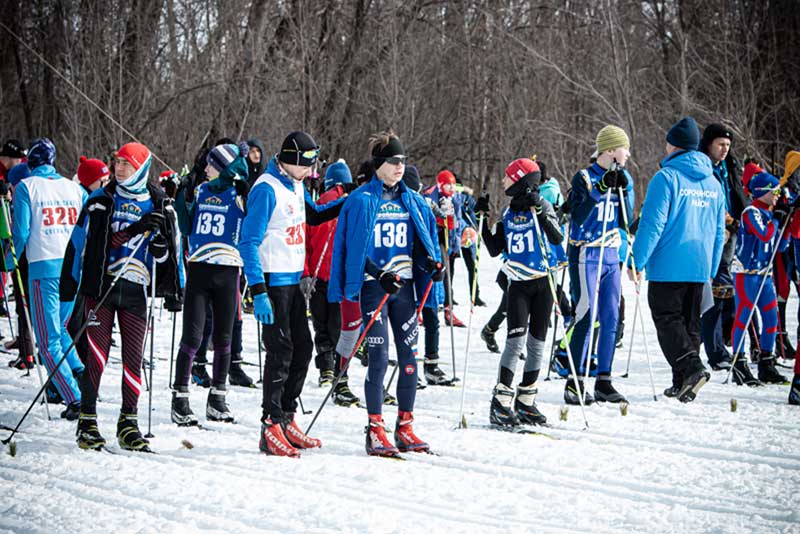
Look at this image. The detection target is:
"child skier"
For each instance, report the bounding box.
[171,143,250,425]
[475,158,563,426]
[328,131,443,457]
[238,131,345,458]
[62,142,182,451]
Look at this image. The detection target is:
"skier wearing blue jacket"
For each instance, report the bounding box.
[328,131,444,458]
[13,138,86,420]
[238,131,346,458]
[566,125,634,405]
[631,116,726,403]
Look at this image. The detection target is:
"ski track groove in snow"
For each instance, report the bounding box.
[1,253,799,533]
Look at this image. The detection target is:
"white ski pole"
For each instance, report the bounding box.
[458,213,484,428]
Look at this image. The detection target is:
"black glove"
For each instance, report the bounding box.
[148,233,169,260]
[426,257,445,282]
[474,194,490,214]
[509,187,541,212]
[126,211,165,237]
[598,168,628,193]
[378,270,403,294]
[234,179,250,197]
[0,181,9,196]
[341,182,358,194]
[773,204,790,227]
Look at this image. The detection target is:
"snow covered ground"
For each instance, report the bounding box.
[1,253,798,534]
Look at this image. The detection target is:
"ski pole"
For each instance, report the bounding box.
[545,264,569,381]
[617,186,657,400]
[305,225,335,301]
[168,311,177,387]
[725,206,795,384]
[457,213,484,428]
[417,278,435,323]
[298,396,311,415]
[532,209,590,429]
[256,320,263,384]
[306,291,391,435]
[2,231,152,444]
[385,364,399,391]
[0,241,15,338]
[444,223,458,380]
[145,256,157,438]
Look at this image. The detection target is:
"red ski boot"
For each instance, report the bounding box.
[394,411,430,453]
[365,414,400,457]
[444,307,465,328]
[259,419,300,458]
[283,414,322,449]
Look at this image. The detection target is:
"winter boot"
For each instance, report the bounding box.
[76,412,106,450]
[333,376,361,407]
[424,355,454,385]
[394,411,429,453]
[564,378,594,406]
[116,413,151,452]
[514,384,547,425]
[676,362,710,403]
[490,383,519,426]
[191,364,211,388]
[474,295,487,307]
[789,374,800,405]
[365,414,400,457]
[228,358,255,388]
[594,375,628,403]
[757,352,788,384]
[318,369,335,387]
[444,306,465,327]
[60,401,81,421]
[171,388,198,426]
[282,413,322,449]
[383,387,398,406]
[731,354,761,386]
[206,387,234,422]
[663,385,680,398]
[259,418,300,458]
[481,325,500,353]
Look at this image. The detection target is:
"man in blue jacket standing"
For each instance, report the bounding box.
[631,117,726,403]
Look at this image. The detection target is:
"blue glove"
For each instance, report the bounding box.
[254,292,274,324]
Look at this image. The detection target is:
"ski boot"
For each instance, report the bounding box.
[394,411,429,453]
[206,387,234,422]
[474,296,487,307]
[333,376,361,407]
[481,325,500,353]
[4,337,19,351]
[594,375,628,403]
[731,354,760,386]
[45,382,63,404]
[676,361,710,403]
[663,385,680,398]
[282,413,321,449]
[356,342,369,367]
[614,321,624,349]
[514,384,547,425]
[552,342,570,378]
[789,374,800,405]
[777,333,796,360]
[191,363,211,388]
[424,355,455,385]
[116,413,151,452]
[60,401,81,421]
[383,387,398,406]
[259,418,300,458]
[171,388,198,426]
[490,383,519,426]
[8,353,33,370]
[365,414,400,457]
[228,358,255,388]
[318,369,335,387]
[710,357,732,371]
[444,306,465,328]
[564,378,594,406]
[416,376,427,390]
[757,351,788,384]
[76,412,106,450]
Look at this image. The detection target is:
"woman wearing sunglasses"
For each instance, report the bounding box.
[328,131,444,458]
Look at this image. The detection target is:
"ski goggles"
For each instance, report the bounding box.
[384,155,407,166]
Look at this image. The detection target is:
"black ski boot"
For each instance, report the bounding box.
[191,363,211,388]
[356,342,369,367]
[318,369,335,387]
[60,401,81,421]
[206,387,234,422]
[76,412,106,450]
[383,387,398,406]
[564,378,594,406]
[731,354,761,386]
[490,383,518,426]
[116,413,151,452]
[424,355,455,385]
[676,359,710,403]
[594,375,628,403]
[757,351,788,384]
[789,374,800,405]
[663,385,680,398]
[514,384,547,425]
[45,382,63,404]
[333,376,361,407]
[171,388,198,426]
[615,321,624,349]
[777,332,796,360]
[481,325,500,353]
[228,358,255,388]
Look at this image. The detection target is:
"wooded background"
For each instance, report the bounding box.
[1,0,798,205]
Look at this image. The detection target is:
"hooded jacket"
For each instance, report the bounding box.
[245,139,266,187]
[632,150,725,282]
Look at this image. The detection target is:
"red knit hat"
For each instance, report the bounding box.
[437,170,456,197]
[741,162,763,195]
[505,158,540,183]
[116,142,150,170]
[77,156,110,188]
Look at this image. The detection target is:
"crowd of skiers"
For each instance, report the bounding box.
[0,115,798,458]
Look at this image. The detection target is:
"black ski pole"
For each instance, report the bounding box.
[168,311,177,388]
[544,265,568,381]
[298,396,312,415]
[145,258,157,438]
[256,321,263,384]
[1,232,152,445]
[0,240,15,338]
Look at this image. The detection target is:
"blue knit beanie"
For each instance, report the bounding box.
[666,117,700,151]
[323,160,352,190]
[748,171,780,198]
[27,138,56,168]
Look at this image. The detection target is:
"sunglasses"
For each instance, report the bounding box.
[385,156,406,165]
[284,148,320,161]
